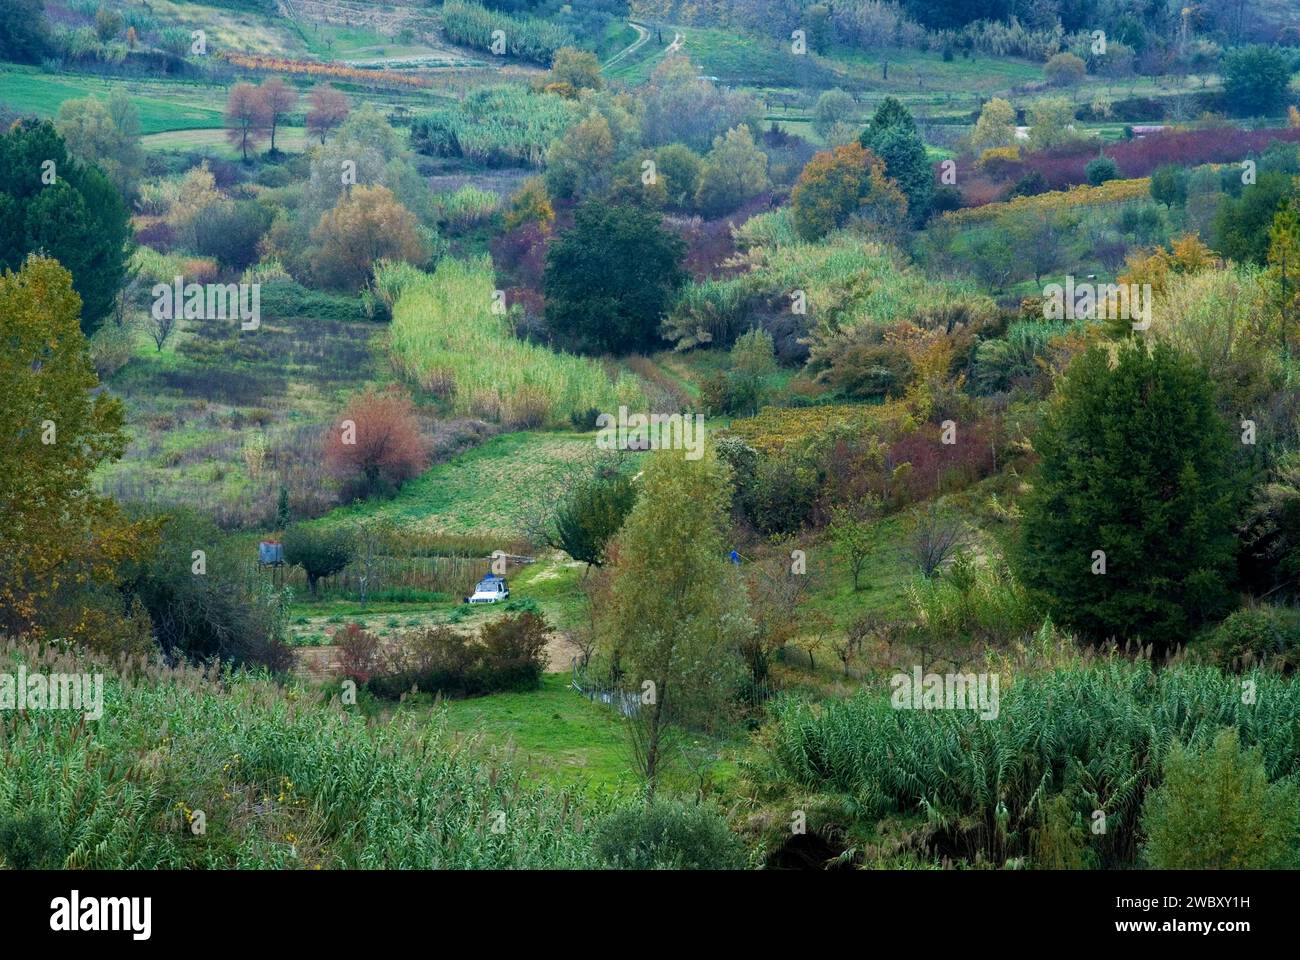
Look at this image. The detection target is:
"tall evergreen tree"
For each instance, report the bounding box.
[1015,341,1240,652]
[859,96,933,223]
[0,119,132,335]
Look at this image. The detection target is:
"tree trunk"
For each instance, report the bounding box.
[644,682,666,805]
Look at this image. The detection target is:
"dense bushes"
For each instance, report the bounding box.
[258,280,385,323]
[719,437,818,536]
[1141,729,1300,869]
[193,199,273,270]
[366,613,550,699]
[1205,605,1300,672]
[593,799,748,869]
[126,510,294,671]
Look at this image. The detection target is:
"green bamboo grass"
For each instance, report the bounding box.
[379,258,644,427]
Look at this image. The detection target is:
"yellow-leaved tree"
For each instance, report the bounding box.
[0,255,155,646]
[598,445,751,802]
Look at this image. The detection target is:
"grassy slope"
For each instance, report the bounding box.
[436,673,633,796]
[324,430,600,538]
[0,65,226,133]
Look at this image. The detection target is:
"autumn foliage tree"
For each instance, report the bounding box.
[308,184,430,290]
[0,255,155,641]
[790,142,908,240]
[306,83,350,144]
[259,77,298,153]
[225,82,269,162]
[325,387,430,500]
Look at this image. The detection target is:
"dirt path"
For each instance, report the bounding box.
[602,20,650,71]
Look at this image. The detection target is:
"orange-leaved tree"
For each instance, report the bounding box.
[325,387,429,500]
[306,83,350,144]
[308,184,430,291]
[259,77,298,153]
[790,142,908,241]
[225,81,269,162]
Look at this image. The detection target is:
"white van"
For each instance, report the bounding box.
[467,574,510,604]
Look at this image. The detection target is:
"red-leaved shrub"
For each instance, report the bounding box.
[325,387,429,501]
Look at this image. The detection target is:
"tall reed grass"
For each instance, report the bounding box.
[379,258,644,427]
[767,658,1300,866]
[0,639,596,868]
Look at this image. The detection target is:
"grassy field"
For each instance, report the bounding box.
[434,673,743,799]
[324,430,604,538]
[0,65,226,133]
[147,0,308,54]
[436,672,635,796]
[142,125,311,155]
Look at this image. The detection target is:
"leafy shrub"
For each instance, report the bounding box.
[1084,155,1119,185]
[335,622,381,685]
[1142,728,1300,869]
[324,387,429,501]
[906,555,1038,648]
[283,525,354,596]
[1149,164,1188,206]
[1221,45,1293,117]
[1206,606,1300,672]
[593,799,748,869]
[127,509,294,671]
[732,450,818,536]
[972,320,1083,394]
[1007,170,1049,198]
[0,811,65,869]
[193,199,273,270]
[540,467,638,568]
[368,612,550,699]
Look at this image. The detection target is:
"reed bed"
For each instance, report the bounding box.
[380,258,644,427]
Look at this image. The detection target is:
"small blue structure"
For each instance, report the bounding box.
[729,549,741,565]
[259,540,284,565]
